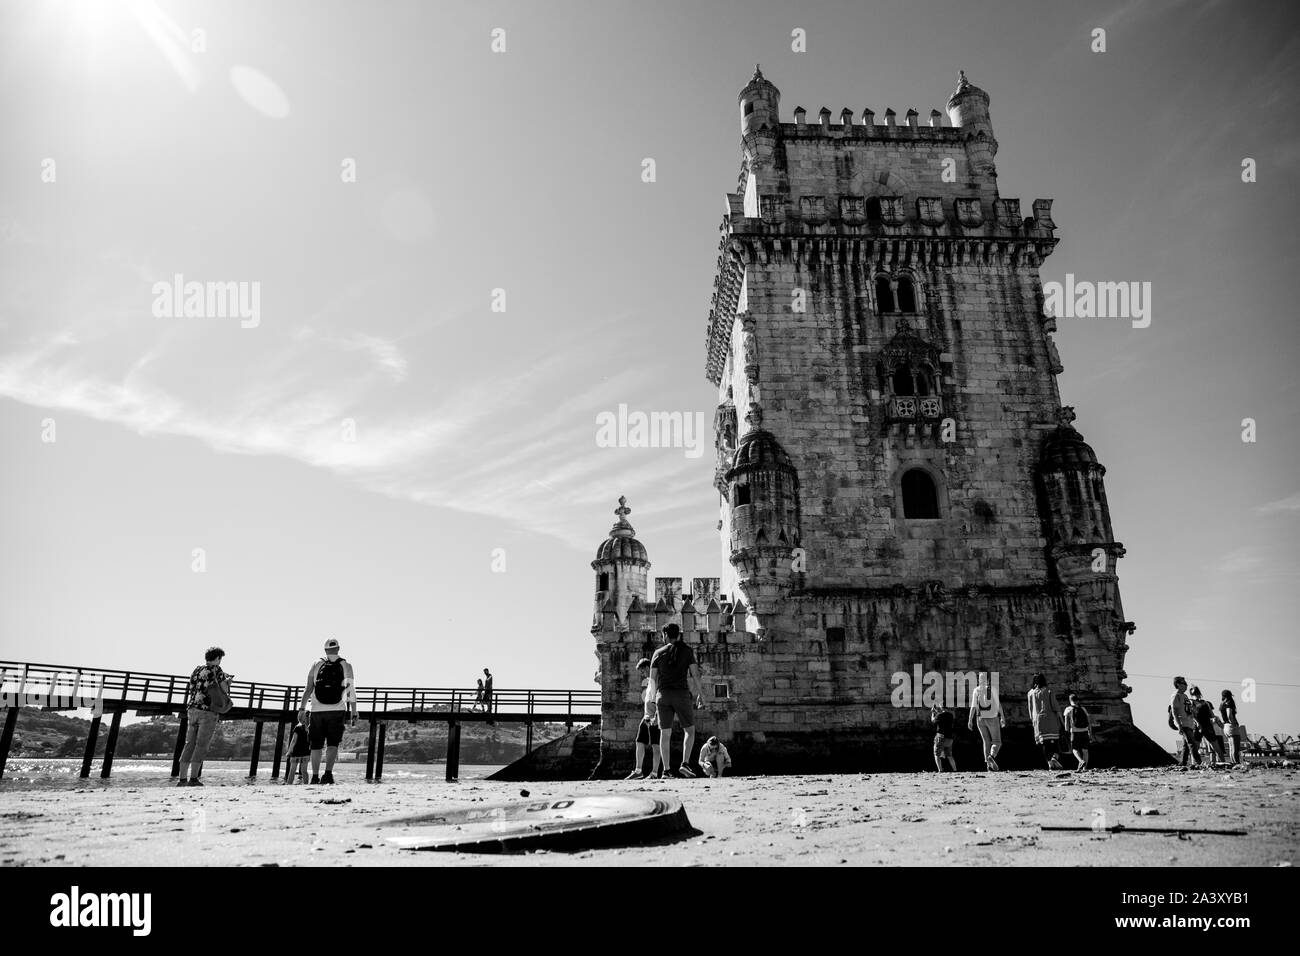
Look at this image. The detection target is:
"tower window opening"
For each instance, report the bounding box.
[875,276,895,313]
[597,572,610,591]
[734,484,752,506]
[866,196,883,226]
[902,469,940,519]
[891,366,914,395]
[915,367,933,396]
[897,276,917,312]
[744,101,755,116]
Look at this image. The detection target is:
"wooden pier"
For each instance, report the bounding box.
[0,661,599,783]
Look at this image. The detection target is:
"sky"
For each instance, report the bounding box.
[1,0,1297,748]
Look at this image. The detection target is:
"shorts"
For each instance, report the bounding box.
[309,711,346,749]
[1070,731,1090,750]
[635,718,661,746]
[933,733,953,757]
[655,689,695,730]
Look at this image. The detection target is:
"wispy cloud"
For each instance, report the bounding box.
[1256,491,1300,516]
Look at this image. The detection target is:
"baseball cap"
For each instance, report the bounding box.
[324,639,340,651]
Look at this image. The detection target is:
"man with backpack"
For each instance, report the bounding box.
[1169,676,1200,768]
[297,639,357,784]
[177,646,232,786]
[1063,693,1091,771]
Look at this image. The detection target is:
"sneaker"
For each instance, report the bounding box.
[321,771,335,784]
[309,775,320,785]
[677,765,697,778]
[176,779,189,787]
[625,771,646,780]
[989,757,999,771]
[187,779,203,787]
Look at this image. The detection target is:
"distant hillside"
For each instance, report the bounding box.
[5,708,575,765]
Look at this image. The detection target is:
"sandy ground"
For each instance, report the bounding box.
[1,767,1296,866]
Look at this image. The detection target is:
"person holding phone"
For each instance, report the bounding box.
[177,646,230,786]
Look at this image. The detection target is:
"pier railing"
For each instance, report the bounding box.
[0,661,601,783]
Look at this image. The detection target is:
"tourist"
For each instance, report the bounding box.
[177,647,231,786]
[284,719,310,784]
[1027,674,1065,769]
[1188,686,1224,764]
[1169,676,1200,768]
[1063,693,1091,771]
[1220,689,1242,765]
[626,658,661,779]
[651,623,705,778]
[297,639,357,785]
[698,736,732,778]
[930,703,957,771]
[483,668,494,724]
[471,677,485,713]
[967,672,1004,770]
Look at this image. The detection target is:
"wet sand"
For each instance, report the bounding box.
[1,767,1296,866]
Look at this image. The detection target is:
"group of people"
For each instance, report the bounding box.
[626,622,732,780]
[177,639,358,786]
[1169,676,1243,768]
[931,673,1090,772]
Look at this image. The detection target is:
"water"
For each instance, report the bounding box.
[0,758,504,789]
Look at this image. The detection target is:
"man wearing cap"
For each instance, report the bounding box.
[651,623,705,778]
[298,639,357,784]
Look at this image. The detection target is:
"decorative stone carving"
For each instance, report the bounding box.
[955,198,983,227]
[880,196,906,226]
[917,197,944,226]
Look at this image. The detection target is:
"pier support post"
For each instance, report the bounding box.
[375,722,387,781]
[171,710,189,778]
[80,713,102,779]
[270,719,286,781]
[248,721,264,778]
[526,720,533,754]
[446,720,461,782]
[99,708,124,779]
[364,719,378,781]
[0,706,19,779]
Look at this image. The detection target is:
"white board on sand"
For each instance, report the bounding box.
[378,794,692,852]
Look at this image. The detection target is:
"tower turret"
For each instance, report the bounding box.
[591,496,650,626]
[724,404,802,635]
[1037,408,1122,586]
[739,65,780,171]
[946,70,998,177]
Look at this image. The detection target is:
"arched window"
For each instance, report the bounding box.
[875,276,895,313]
[597,572,610,591]
[891,365,914,395]
[897,276,917,312]
[901,469,940,519]
[734,484,751,506]
[914,366,933,396]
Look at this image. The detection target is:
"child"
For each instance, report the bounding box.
[1063,693,1091,771]
[698,736,731,778]
[931,703,957,772]
[286,720,310,784]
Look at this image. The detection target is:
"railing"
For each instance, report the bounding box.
[0,662,600,717]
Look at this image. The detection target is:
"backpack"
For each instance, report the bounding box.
[207,678,233,715]
[1167,704,1178,731]
[314,658,346,705]
[1072,706,1089,729]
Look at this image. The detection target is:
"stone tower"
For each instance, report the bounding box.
[587,68,1167,774]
